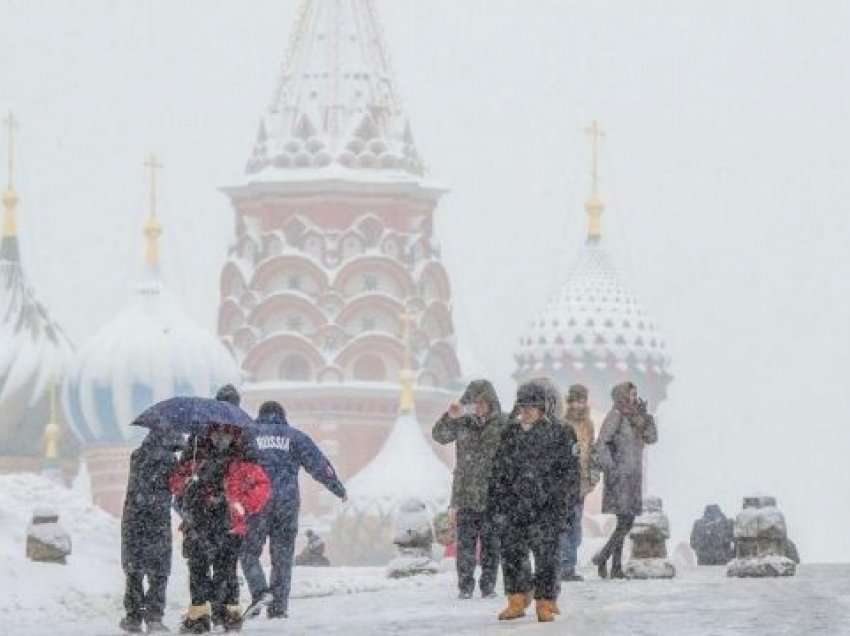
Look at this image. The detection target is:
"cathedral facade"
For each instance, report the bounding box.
[216,1,462,512]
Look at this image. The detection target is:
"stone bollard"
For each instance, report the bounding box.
[26,507,72,565]
[727,495,796,577]
[624,496,676,579]
[387,498,439,578]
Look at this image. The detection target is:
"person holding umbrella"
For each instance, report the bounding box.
[170,422,270,634]
[135,387,270,634]
[119,428,186,634]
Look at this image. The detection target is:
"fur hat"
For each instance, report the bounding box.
[515,382,547,410]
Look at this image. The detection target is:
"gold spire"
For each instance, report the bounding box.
[2,111,19,238]
[584,120,606,243]
[399,310,417,413]
[43,380,61,462]
[143,154,163,270]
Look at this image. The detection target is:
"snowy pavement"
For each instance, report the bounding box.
[2,475,848,635]
[12,564,849,636]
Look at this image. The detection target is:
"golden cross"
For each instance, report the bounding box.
[144,153,162,218]
[584,120,606,196]
[4,111,18,189]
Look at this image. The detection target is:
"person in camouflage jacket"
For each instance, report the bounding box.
[432,379,508,599]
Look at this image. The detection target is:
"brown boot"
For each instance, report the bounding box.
[536,599,557,623]
[498,594,528,621]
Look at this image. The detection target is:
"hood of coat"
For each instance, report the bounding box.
[460,379,502,417]
[528,377,564,422]
[139,429,184,461]
[703,504,725,520]
[611,382,636,411]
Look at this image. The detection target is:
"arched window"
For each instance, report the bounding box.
[279,355,311,381]
[352,354,387,382]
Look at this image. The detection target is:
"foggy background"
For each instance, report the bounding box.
[1,0,848,562]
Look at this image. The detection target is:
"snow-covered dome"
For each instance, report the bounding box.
[329,387,450,565]
[514,127,672,407]
[1,184,74,456]
[64,207,240,446]
[344,408,451,516]
[514,243,671,377]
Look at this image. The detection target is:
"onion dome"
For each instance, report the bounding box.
[0,112,74,456]
[344,333,450,515]
[330,325,450,564]
[63,156,240,446]
[514,122,672,405]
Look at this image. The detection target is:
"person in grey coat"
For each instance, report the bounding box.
[591,382,657,579]
[119,429,185,633]
[432,379,508,599]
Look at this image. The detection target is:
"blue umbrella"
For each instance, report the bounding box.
[132,396,253,435]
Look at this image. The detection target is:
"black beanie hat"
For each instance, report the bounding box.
[215,384,241,406]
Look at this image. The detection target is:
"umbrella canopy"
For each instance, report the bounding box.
[132,396,253,435]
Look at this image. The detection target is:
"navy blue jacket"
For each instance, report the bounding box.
[249,413,346,509]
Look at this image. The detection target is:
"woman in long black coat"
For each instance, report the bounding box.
[120,429,184,633]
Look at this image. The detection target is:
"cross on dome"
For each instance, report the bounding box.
[584,119,606,244]
[143,154,163,272]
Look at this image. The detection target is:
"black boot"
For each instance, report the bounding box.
[119,615,143,633]
[144,617,170,633]
[267,603,288,619]
[592,553,608,579]
[611,550,625,579]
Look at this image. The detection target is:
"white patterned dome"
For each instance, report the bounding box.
[514,124,672,406]
[514,244,670,378]
[63,192,240,446]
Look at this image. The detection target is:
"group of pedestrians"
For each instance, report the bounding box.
[433,377,657,623]
[118,386,346,634]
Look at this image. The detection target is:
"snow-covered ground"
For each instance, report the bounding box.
[2,474,848,635]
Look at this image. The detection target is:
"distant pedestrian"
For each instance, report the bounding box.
[240,401,346,620]
[559,384,599,581]
[119,429,185,634]
[171,423,270,634]
[295,529,330,567]
[592,382,657,579]
[487,381,577,623]
[432,379,508,600]
[690,505,734,565]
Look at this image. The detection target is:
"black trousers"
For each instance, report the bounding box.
[598,514,635,570]
[456,508,500,595]
[124,572,167,621]
[500,520,560,600]
[241,501,298,612]
[187,533,243,612]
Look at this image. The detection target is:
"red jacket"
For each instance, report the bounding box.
[170,459,271,536]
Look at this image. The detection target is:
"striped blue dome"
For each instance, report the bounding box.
[63,277,240,446]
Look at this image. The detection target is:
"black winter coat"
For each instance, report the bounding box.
[121,437,178,575]
[486,416,579,532]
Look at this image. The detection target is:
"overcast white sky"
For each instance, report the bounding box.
[2,0,849,562]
